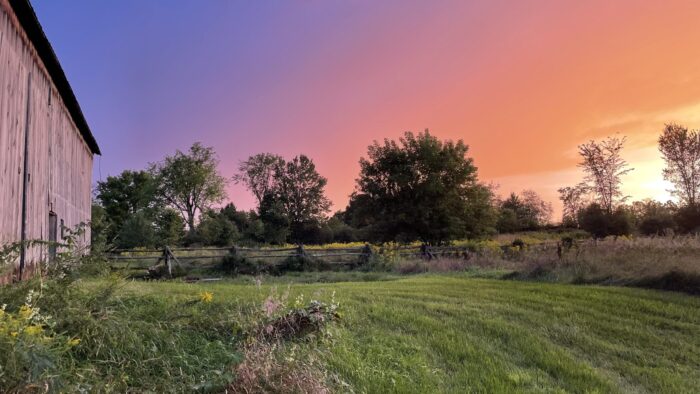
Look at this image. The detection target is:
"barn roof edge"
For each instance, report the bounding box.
[9,0,101,155]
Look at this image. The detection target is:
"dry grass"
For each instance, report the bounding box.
[488,235,700,294]
[230,341,329,394]
[393,235,700,294]
[395,258,471,274]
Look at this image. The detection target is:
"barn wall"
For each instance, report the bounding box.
[0,2,93,279]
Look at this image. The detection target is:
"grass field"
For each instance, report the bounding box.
[122,273,700,393]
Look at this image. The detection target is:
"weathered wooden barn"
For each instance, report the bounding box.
[0,0,100,280]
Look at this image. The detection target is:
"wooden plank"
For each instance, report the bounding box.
[0,2,94,279]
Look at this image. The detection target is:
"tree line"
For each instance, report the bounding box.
[559,123,700,238]
[91,124,700,249]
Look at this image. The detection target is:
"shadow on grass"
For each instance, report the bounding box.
[503,268,700,296]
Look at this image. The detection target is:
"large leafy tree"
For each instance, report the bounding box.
[276,155,332,227]
[496,190,551,232]
[152,143,227,234]
[94,170,159,243]
[154,208,185,247]
[237,154,332,243]
[348,130,495,243]
[233,153,285,207]
[658,123,700,207]
[258,192,291,244]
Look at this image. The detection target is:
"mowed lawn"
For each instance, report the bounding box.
[124,275,700,393]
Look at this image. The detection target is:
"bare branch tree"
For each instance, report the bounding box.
[658,123,700,207]
[578,136,633,213]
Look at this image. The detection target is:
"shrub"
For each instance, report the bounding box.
[675,205,700,234]
[1,235,342,391]
[277,255,330,273]
[198,211,239,246]
[116,212,155,249]
[230,293,339,393]
[221,255,276,275]
[578,203,633,238]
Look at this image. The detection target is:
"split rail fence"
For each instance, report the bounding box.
[105,240,576,278]
[106,244,476,277]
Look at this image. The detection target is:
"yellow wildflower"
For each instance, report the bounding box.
[24,325,43,337]
[199,291,213,303]
[10,331,18,337]
[68,338,81,347]
[18,305,32,320]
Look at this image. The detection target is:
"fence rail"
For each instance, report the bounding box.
[105,239,584,278]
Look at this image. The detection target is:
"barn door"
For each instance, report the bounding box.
[48,212,57,262]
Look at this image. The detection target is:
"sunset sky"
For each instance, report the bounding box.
[33,0,700,219]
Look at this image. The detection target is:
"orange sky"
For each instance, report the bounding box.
[232,0,700,218]
[37,1,700,219]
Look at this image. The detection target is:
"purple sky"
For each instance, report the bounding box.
[33,1,700,216]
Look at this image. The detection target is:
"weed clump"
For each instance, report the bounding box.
[222,255,276,275]
[278,255,330,272]
[229,291,340,393]
[259,300,340,340]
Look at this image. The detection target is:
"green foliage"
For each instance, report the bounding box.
[94,170,159,242]
[235,153,331,245]
[197,209,240,246]
[90,203,109,249]
[289,221,334,245]
[242,218,265,243]
[233,153,285,207]
[577,203,633,238]
[630,199,676,236]
[578,136,632,213]
[152,142,227,233]
[327,215,357,243]
[259,193,291,244]
[276,155,331,228]
[348,130,496,243]
[675,204,700,234]
[0,236,339,391]
[221,255,273,275]
[658,123,700,206]
[154,207,185,246]
[497,190,552,233]
[496,207,520,233]
[116,211,156,249]
[277,254,330,273]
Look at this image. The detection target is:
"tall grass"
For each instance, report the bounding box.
[469,235,700,293]
[0,234,339,392]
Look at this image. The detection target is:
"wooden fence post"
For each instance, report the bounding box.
[162,246,183,278]
[228,245,238,272]
[163,246,172,277]
[296,244,307,258]
[360,243,373,265]
[420,243,434,260]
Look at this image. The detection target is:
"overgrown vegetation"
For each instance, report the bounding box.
[0,236,339,392]
[488,236,700,294]
[4,226,700,391]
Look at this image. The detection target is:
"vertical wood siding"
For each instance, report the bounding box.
[0,3,93,279]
